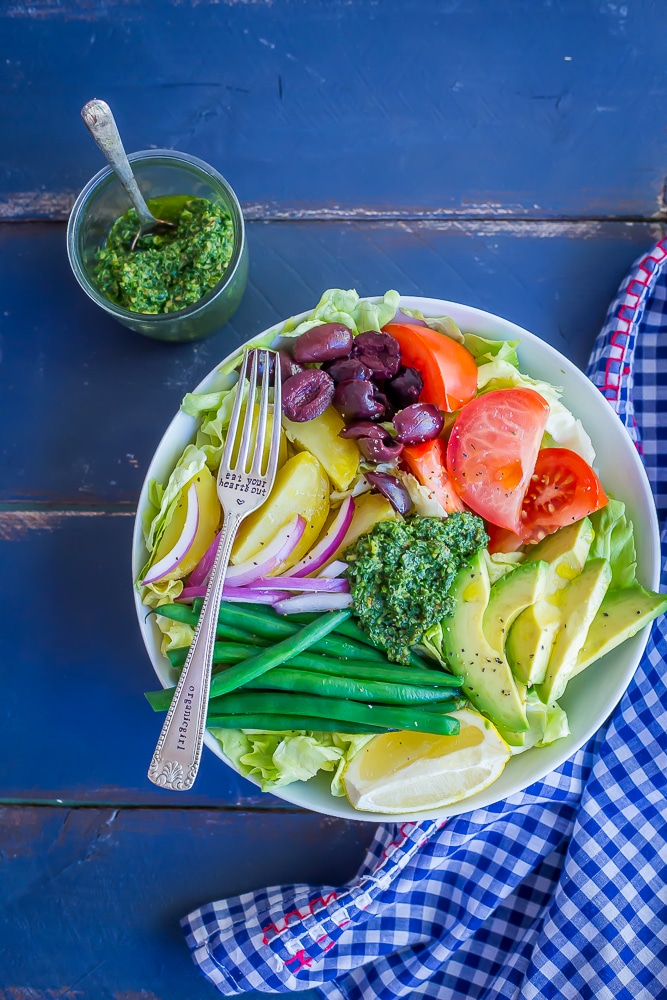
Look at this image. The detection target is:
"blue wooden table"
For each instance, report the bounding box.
[1,2,665,996]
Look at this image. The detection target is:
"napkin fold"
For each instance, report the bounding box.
[183,239,667,1000]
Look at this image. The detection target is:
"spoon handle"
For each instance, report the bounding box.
[81,99,156,229]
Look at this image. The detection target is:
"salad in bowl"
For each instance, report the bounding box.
[133,289,666,819]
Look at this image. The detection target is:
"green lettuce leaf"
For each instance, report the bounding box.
[463,334,520,368]
[519,691,570,752]
[141,443,208,560]
[154,614,194,656]
[140,577,184,609]
[399,309,464,343]
[212,728,373,792]
[280,288,400,338]
[476,358,596,465]
[588,499,637,589]
[181,380,248,470]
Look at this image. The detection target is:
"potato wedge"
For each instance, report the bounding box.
[282,406,359,491]
[231,451,330,568]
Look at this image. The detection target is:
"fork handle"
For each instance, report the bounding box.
[148,513,242,791]
[81,99,157,231]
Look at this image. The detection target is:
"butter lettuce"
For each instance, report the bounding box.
[141,443,208,558]
[476,358,596,465]
[181,379,248,470]
[281,288,400,338]
[212,728,373,793]
[588,499,637,589]
[463,334,520,368]
[509,691,569,755]
[398,308,465,343]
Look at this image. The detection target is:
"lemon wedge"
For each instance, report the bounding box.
[342,709,510,814]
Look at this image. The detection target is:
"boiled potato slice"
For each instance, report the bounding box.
[151,465,222,581]
[231,451,330,568]
[328,491,400,562]
[282,406,359,491]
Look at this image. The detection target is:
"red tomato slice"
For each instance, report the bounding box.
[403,438,467,514]
[518,447,608,543]
[446,388,549,533]
[384,323,478,412]
[485,522,525,554]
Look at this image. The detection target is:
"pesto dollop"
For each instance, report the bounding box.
[345,513,488,664]
[93,196,235,314]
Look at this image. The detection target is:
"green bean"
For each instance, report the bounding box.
[206,714,386,734]
[154,604,269,646]
[166,643,366,675]
[207,690,461,736]
[241,668,465,707]
[286,655,462,687]
[272,607,432,670]
[216,603,386,662]
[207,610,351,697]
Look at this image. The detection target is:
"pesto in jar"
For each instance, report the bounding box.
[93,196,235,314]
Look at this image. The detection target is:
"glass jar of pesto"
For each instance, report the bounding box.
[67,150,247,342]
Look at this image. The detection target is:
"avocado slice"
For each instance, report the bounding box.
[571,584,667,677]
[506,518,594,686]
[535,557,612,703]
[442,550,528,733]
[483,560,549,653]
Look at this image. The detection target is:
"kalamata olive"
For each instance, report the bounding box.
[339,422,403,463]
[388,366,423,408]
[351,331,401,378]
[278,349,304,382]
[282,369,335,422]
[293,323,353,363]
[365,471,413,515]
[245,348,302,383]
[393,403,445,444]
[333,379,387,422]
[324,357,374,383]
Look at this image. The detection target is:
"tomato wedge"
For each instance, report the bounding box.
[403,438,467,513]
[518,447,608,543]
[485,522,525,554]
[446,387,549,533]
[384,323,478,412]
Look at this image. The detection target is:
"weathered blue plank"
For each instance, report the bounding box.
[0,219,659,503]
[0,805,373,999]
[1,0,666,220]
[0,510,295,807]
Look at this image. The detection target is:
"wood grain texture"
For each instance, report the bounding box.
[0,510,307,807]
[0,219,661,504]
[1,0,666,220]
[0,804,371,998]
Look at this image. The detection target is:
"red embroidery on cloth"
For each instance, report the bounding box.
[381,821,417,858]
[261,892,338,944]
[601,238,667,403]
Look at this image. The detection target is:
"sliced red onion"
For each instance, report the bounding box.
[141,482,199,586]
[178,584,287,605]
[225,515,306,586]
[273,592,354,615]
[284,496,355,578]
[318,559,348,579]
[187,531,220,588]
[249,576,349,593]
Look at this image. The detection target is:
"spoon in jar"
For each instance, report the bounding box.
[80,99,175,250]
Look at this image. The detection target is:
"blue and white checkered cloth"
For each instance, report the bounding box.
[182,240,667,999]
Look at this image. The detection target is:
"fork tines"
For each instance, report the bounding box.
[221,349,282,479]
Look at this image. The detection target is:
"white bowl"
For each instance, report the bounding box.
[132,296,660,821]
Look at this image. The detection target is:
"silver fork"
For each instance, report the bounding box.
[148,349,282,791]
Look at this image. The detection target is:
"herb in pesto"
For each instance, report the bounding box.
[345,513,488,664]
[93,196,235,314]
